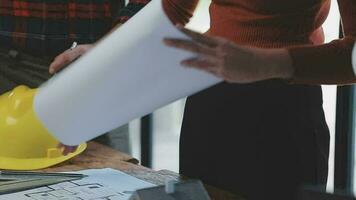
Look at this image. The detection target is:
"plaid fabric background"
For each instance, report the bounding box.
[0,0,151,57]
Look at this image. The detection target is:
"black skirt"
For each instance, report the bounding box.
[179,80,330,200]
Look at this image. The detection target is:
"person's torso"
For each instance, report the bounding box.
[0,0,123,57]
[209,0,331,47]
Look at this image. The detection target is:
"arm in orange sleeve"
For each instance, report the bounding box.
[288,0,356,84]
[163,0,200,25]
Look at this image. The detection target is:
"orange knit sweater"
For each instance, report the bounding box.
[163,0,356,84]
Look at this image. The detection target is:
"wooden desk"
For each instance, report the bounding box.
[44,142,243,200]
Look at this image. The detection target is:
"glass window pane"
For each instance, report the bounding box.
[322,0,340,192]
[350,87,356,194]
[151,1,211,172]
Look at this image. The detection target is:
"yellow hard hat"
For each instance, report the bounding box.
[0,85,86,170]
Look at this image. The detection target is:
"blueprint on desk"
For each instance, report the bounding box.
[0,168,155,200]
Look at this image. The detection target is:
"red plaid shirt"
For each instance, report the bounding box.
[0,0,151,57]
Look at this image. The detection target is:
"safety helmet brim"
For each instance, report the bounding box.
[0,143,86,170]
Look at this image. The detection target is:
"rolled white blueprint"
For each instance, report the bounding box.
[34,0,221,146]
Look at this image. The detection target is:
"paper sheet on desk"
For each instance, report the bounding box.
[34,0,221,145]
[0,168,155,200]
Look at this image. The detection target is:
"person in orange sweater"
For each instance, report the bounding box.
[162,0,355,199]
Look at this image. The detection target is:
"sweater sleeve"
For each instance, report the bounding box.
[288,0,356,84]
[162,0,199,25]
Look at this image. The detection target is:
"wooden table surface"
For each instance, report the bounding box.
[44,141,243,200]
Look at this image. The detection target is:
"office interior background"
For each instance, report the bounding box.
[122,0,356,196]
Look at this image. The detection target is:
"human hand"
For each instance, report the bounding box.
[49,44,94,74]
[58,143,78,156]
[163,27,294,83]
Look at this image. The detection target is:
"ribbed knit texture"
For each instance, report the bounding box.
[165,0,356,84]
[289,37,356,84]
[208,0,330,48]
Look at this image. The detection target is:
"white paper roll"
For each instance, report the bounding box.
[34,0,221,146]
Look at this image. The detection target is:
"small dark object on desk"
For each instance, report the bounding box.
[130,180,210,200]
